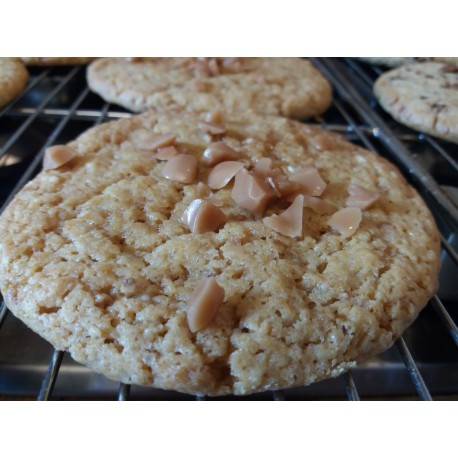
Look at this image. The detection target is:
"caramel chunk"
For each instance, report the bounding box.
[201,142,240,166]
[181,199,226,234]
[252,158,274,178]
[187,277,225,333]
[346,184,380,210]
[207,161,245,189]
[155,146,178,160]
[286,194,335,214]
[198,121,226,136]
[310,133,338,151]
[231,168,276,218]
[162,154,197,184]
[138,132,176,151]
[328,207,362,237]
[205,110,223,124]
[263,195,304,238]
[43,145,77,170]
[289,167,327,197]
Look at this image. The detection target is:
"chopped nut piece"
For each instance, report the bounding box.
[231,168,277,218]
[181,199,226,234]
[138,132,177,151]
[198,121,226,136]
[290,167,327,197]
[162,154,197,184]
[208,161,245,189]
[263,195,304,238]
[43,145,77,170]
[155,146,178,160]
[205,110,223,124]
[187,277,225,333]
[328,207,362,237]
[346,184,380,210]
[201,142,240,166]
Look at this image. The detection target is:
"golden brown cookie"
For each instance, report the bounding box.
[86,57,332,119]
[0,109,440,396]
[0,58,29,108]
[21,57,95,66]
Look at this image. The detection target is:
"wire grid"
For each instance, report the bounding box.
[0,60,457,401]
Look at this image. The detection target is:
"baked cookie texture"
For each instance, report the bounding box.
[374,62,458,143]
[21,57,95,66]
[0,58,29,108]
[86,57,332,119]
[0,110,440,396]
[358,57,458,67]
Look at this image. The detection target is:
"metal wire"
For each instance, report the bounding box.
[343,372,361,401]
[37,350,64,401]
[118,383,131,401]
[430,296,458,346]
[395,338,433,401]
[0,300,8,329]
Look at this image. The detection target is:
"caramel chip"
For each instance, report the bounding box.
[346,184,380,210]
[207,161,245,189]
[328,207,362,237]
[187,277,225,333]
[138,132,176,151]
[289,167,327,197]
[263,195,304,238]
[231,169,277,218]
[198,121,226,136]
[201,142,240,166]
[155,146,178,160]
[162,154,197,184]
[181,199,226,234]
[43,145,77,170]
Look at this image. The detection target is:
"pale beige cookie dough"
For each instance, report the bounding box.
[0,109,440,396]
[358,57,458,67]
[21,57,95,66]
[0,57,29,108]
[86,57,332,119]
[374,62,458,143]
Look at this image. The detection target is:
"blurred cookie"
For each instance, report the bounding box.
[87,57,332,119]
[358,57,458,67]
[21,57,95,66]
[374,62,458,143]
[0,58,29,108]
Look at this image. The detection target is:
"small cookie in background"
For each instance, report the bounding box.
[357,57,458,68]
[374,62,458,143]
[21,57,96,66]
[87,57,332,119]
[0,57,29,108]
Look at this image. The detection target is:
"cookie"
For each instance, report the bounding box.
[21,57,95,66]
[86,57,332,119]
[0,109,440,396]
[358,57,458,67]
[374,62,458,143]
[0,58,29,108]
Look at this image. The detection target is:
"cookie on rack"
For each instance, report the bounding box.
[21,57,95,66]
[358,57,458,67]
[86,57,332,119]
[374,62,458,143]
[0,58,29,108]
[0,108,440,396]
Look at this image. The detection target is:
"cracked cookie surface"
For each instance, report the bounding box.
[86,57,332,119]
[374,62,458,143]
[0,109,440,395]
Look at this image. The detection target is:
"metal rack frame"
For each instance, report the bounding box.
[0,59,457,401]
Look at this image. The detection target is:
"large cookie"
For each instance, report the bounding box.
[0,58,29,108]
[0,109,440,396]
[374,62,458,143]
[86,57,332,119]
